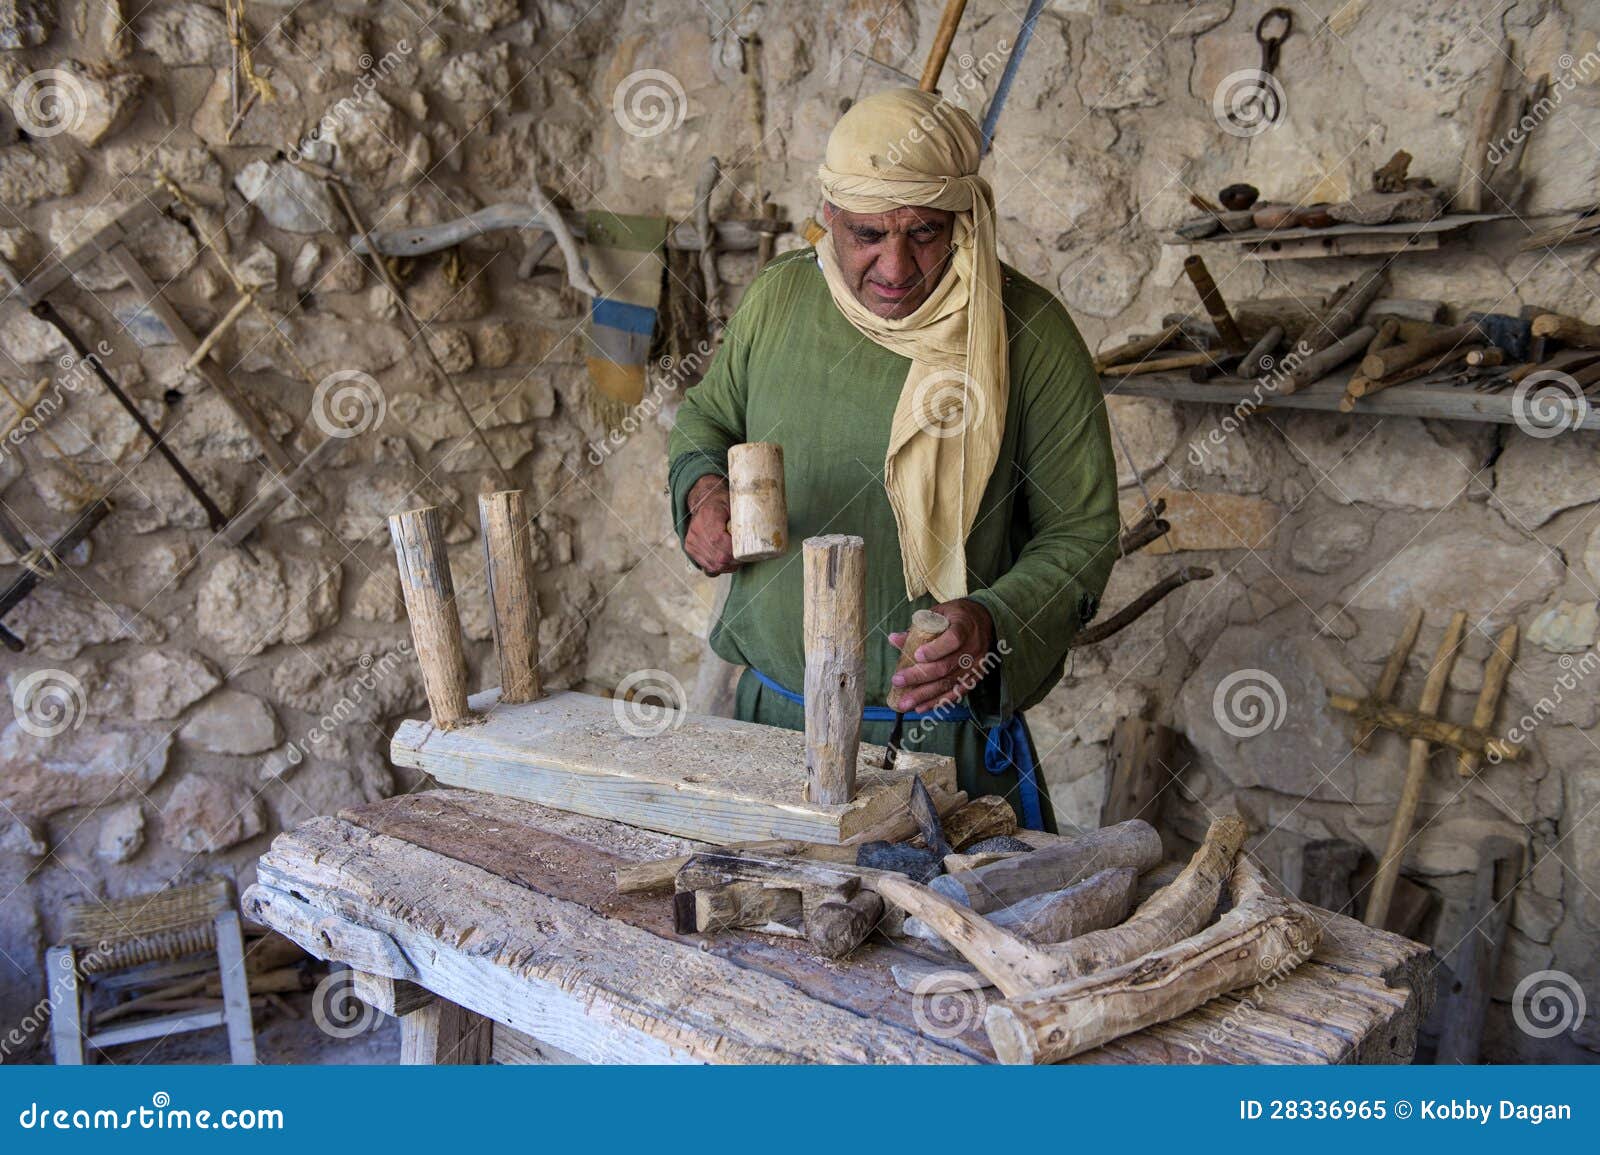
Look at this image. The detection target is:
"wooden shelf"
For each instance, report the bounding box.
[1167,213,1509,260]
[1104,369,1600,431]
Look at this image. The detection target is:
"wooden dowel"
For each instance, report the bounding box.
[478,490,541,705]
[803,535,866,805]
[727,442,787,562]
[1183,255,1248,354]
[1238,324,1283,379]
[919,0,969,91]
[1366,611,1467,928]
[887,610,949,712]
[1283,324,1375,393]
[1355,606,1423,753]
[1100,350,1222,377]
[183,292,253,372]
[389,506,475,729]
[1360,322,1479,379]
[1094,322,1185,373]
[1459,625,1517,777]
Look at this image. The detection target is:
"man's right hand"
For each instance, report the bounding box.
[684,475,740,576]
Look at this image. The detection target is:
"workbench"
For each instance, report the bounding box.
[244,789,1434,1065]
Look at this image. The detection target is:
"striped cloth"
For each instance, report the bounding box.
[582,211,670,408]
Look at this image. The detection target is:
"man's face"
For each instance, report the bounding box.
[825,204,955,319]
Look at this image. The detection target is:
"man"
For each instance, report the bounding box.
[667,88,1119,830]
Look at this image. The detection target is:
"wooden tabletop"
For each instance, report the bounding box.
[245,789,1434,1065]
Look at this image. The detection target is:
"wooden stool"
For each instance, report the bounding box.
[47,878,256,1064]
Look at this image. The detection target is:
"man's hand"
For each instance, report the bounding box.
[887,598,996,713]
[684,475,741,576]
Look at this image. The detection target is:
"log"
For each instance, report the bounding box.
[929,819,1162,912]
[1327,694,1521,761]
[806,890,883,958]
[389,507,475,729]
[902,866,1137,954]
[1283,324,1376,393]
[1459,625,1517,776]
[882,816,1244,997]
[1183,255,1248,354]
[803,535,867,805]
[984,856,1321,1063]
[1360,323,1479,379]
[478,491,541,704]
[1530,312,1600,349]
[1291,268,1387,360]
[1366,611,1467,929]
[887,610,949,712]
[727,442,787,562]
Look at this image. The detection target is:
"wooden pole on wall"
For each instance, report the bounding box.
[478,490,542,704]
[389,506,475,730]
[802,535,866,805]
[920,0,970,91]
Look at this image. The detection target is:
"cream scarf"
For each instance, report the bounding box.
[815,88,1006,603]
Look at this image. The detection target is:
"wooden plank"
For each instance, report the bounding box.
[254,815,973,1065]
[240,884,415,979]
[1106,370,1600,431]
[389,688,956,845]
[492,1025,586,1065]
[0,198,165,303]
[212,910,257,1065]
[88,1009,226,1048]
[1246,232,1440,261]
[400,998,494,1065]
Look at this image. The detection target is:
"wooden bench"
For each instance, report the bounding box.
[243,789,1434,1065]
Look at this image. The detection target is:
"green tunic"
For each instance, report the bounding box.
[668,248,1119,829]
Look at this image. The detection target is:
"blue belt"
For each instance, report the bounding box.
[746,667,1044,830]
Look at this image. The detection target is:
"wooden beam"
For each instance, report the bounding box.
[1328,694,1521,761]
[389,688,956,845]
[400,997,494,1065]
[352,970,436,1017]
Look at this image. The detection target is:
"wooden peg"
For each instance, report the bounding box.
[1366,611,1467,929]
[727,442,788,562]
[478,490,542,704]
[1458,625,1517,777]
[887,610,949,712]
[803,535,866,805]
[1355,607,1423,753]
[389,506,475,730]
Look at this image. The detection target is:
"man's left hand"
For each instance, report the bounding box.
[887,598,996,713]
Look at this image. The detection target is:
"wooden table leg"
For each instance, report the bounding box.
[399,997,494,1065]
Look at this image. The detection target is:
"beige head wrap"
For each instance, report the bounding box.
[817,87,1005,604]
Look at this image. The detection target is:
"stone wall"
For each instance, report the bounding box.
[1,0,1596,1063]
